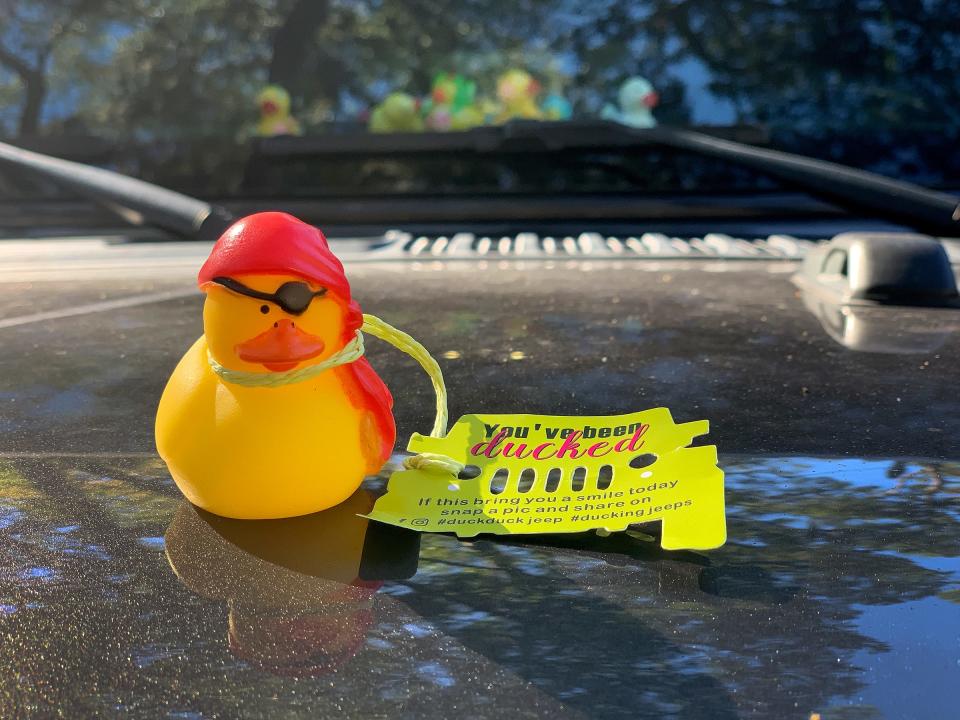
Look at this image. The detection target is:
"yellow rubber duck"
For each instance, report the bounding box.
[368,92,424,133]
[495,68,543,123]
[155,212,396,519]
[256,85,302,136]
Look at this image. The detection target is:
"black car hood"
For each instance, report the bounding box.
[1,254,958,718]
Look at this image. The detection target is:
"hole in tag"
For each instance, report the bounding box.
[571,467,587,491]
[597,465,614,489]
[518,468,536,493]
[458,464,481,480]
[629,453,657,470]
[545,468,562,492]
[489,468,509,494]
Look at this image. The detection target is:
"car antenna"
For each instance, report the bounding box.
[0,140,236,240]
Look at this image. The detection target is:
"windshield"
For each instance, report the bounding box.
[1,2,959,197]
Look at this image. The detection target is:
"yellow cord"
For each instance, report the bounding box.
[402,452,465,476]
[361,314,448,439]
[362,315,460,473]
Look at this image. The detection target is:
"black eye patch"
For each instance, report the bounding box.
[212,277,327,315]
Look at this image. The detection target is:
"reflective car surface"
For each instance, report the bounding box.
[2,250,958,718]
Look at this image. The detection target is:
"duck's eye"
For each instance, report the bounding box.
[260,304,270,314]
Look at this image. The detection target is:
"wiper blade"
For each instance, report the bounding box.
[0,140,235,239]
[260,121,960,236]
[647,126,960,238]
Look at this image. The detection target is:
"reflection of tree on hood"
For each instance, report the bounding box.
[886,461,960,495]
[1,451,959,714]
[396,457,960,717]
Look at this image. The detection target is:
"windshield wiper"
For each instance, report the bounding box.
[0,140,235,239]
[2,122,958,239]
[644,126,960,238]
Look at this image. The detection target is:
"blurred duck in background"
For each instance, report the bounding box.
[424,73,484,131]
[601,76,659,128]
[255,84,302,136]
[369,92,425,133]
[541,64,573,121]
[495,68,543,122]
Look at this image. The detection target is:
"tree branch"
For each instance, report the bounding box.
[0,40,35,79]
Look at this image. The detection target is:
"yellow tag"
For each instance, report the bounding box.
[366,408,726,550]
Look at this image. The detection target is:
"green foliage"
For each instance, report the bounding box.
[0,0,132,134]
[1,0,958,174]
[82,0,285,140]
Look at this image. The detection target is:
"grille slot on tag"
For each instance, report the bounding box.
[376,230,818,260]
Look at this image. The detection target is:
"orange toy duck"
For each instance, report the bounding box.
[155,212,396,519]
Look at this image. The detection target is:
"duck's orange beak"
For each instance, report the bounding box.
[235,319,326,372]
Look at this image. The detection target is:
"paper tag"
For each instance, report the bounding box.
[366,408,726,550]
